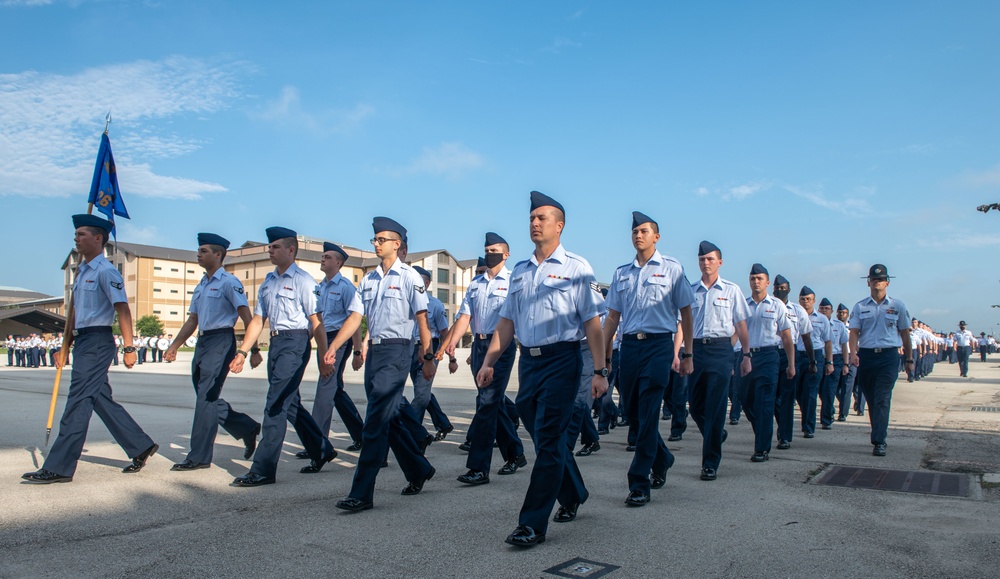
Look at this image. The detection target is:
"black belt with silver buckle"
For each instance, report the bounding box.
[475,333,493,341]
[200,328,234,337]
[369,338,411,347]
[73,326,112,337]
[860,347,894,354]
[695,337,730,345]
[623,332,672,341]
[749,346,779,353]
[270,329,310,337]
[519,341,580,357]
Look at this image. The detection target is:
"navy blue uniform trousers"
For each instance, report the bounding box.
[740,348,779,453]
[468,336,522,473]
[794,349,824,435]
[44,329,154,477]
[688,341,732,470]
[819,353,844,427]
[619,335,674,494]
[187,329,258,464]
[774,349,796,444]
[311,331,364,444]
[857,349,899,445]
[515,345,587,534]
[728,350,743,422]
[350,342,433,503]
[250,331,332,479]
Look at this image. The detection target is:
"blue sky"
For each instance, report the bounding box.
[2,1,999,334]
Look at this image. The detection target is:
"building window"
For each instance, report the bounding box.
[187,291,193,295]
[171,268,179,272]
[437,268,448,284]
[187,269,194,274]
[153,266,162,271]
[153,288,161,293]
[354,275,358,282]
[153,310,161,314]
[170,290,178,294]
[452,273,456,284]
[170,311,178,315]
[437,289,449,303]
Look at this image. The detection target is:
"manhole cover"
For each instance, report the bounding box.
[817,466,968,497]
[971,406,1000,412]
[544,558,620,578]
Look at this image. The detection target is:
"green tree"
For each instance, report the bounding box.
[135,315,164,337]
[111,312,120,335]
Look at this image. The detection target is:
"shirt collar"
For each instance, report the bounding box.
[80,253,109,272]
[697,275,724,292]
[486,266,510,281]
[274,262,302,278]
[325,271,343,285]
[377,257,404,278]
[633,249,663,268]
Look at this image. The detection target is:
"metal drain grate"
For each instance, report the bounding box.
[817,466,969,497]
[971,406,1000,412]
[544,558,620,578]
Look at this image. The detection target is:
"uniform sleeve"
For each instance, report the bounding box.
[731,285,749,324]
[254,283,268,318]
[230,277,249,310]
[796,307,812,335]
[839,322,849,344]
[670,266,695,310]
[408,270,429,316]
[458,285,474,318]
[314,281,326,315]
[433,300,449,331]
[344,283,364,316]
[848,303,862,330]
[302,277,319,319]
[574,264,603,322]
[101,266,128,305]
[898,300,912,330]
[605,269,623,313]
[189,286,201,316]
[775,301,792,333]
[498,270,524,322]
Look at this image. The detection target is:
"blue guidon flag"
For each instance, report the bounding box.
[87,132,130,237]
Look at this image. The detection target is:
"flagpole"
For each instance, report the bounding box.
[45,113,111,446]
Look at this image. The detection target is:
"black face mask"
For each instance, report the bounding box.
[484,253,504,268]
[773,288,790,301]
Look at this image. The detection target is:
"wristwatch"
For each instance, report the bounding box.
[423,352,434,361]
[353,350,362,356]
[123,346,136,354]
[449,357,457,363]
[594,367,609,377]
[236,349,248,358]
[825,361,834,366]
[250,346,260,355]
[742,351,752,358]
[680,353,693,360]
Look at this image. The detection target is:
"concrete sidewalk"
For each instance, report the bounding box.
[0,353,997,577]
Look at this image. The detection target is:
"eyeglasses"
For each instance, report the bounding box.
[370,237,398,246]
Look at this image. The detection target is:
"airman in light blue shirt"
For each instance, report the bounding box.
[254,263,319,332]
[189,268,250,332]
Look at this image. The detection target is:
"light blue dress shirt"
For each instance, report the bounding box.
[797,310,831,351]
[690,276,749,339]
[73,254,127,328]
[414,295,448,340]
[316,272,363,332]
[849,295,911,349]
[744,294,792,348]
[254,263,318,331]
[829,318,849,355]
[360,258,428,341]
[499,244,603,348]
[458,266,511,335]
[605,250,695,335]
[189,269,249,331]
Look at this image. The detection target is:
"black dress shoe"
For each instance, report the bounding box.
[650,452,673,489]
[294,450,310,459]
[777,440,791,450]
[243,423,261,460]
[457,470,490,485]
[872,443,887,457]
[700,467,717,481]
[336,497,373,512]
[231,472,275,487]
[751,451,769,462]
[171,460,210,471]
[837,416,847,422]
[418,434,434,455]
[381,460,389,468]
[498,455,527,475]
[592,409,600,419]
[346,441,363,452]
[553,503,579,523]
[458,440,472,452]
[661,413,672,421]
[617,417,630,427]
[803,432,815,439]
[722,429,728,443]
[625,443,636,452]
[123,443,159,473]
[434,425,454,441]
[667,434,682,442]
[300,449,338,473]
[729,419,739,425]
[401,467,435,495]
[575,442,600,457]
[625,490,649,507]
[21,469,72,484]
[821,424,832,430]
[597,427,610,435]
[505,525,545,548]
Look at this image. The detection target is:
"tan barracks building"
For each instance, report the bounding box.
[61,236,479,344]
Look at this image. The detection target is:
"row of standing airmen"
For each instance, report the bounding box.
[5,334,62,368]
[22,192,918,549]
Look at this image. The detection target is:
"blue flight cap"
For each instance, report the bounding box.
[819,297,832,308]
[631,211,657,230]
[838,303,849,311]
[750,263,768,276]
[698,240,720,256]
[800,286,815,297]
[774,274,789,286]
[72,214,113,233]
[265,226,296,243]
[529,190,565,215]
[322,242,348,260]
[485,232,507,247]
[477,257,486,268]
[372,216,406,239]
[197,233,230,249]
[413,266,431,279]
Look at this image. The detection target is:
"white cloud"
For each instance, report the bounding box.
[957,163,1000,188]
[728,183,767,200]
[402,142,485,179]
[1,0,53,6]
[118,223,159,244]
[915,232,1000,249]
[253,85,374,135]
[783,185,873,215]
[694,186,710,196]
[542,37,582,53]
[0,56,244,200]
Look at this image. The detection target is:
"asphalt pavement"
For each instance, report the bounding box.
[1,351,998,578]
